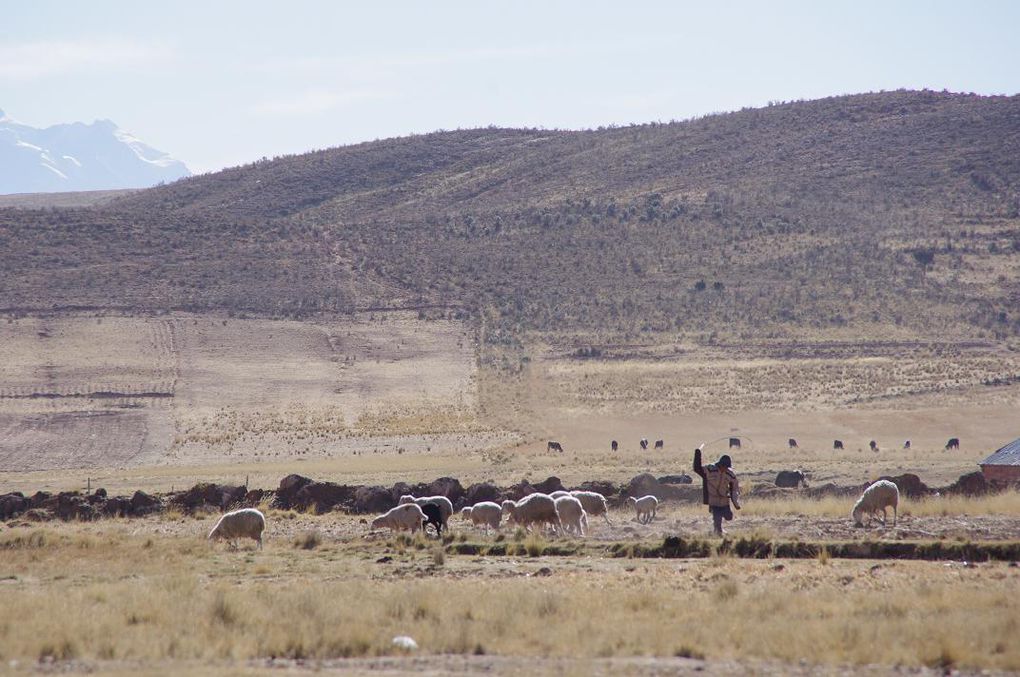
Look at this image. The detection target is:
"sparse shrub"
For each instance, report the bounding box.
[523,532,546,557]
[675,645,705,659]
[294,531,322,550]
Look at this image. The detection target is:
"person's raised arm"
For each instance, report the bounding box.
[693,445,705,478]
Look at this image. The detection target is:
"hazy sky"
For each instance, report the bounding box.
[3,1,1018,173]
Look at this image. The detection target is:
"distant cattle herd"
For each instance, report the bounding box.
[545,436,963,453]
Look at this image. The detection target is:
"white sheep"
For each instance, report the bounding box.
[548,490,571,499]
[208,508,266,549]
[628,495,658,524]
[570,490,611,526]
[461,501,502,533]
[372,503,427,533]
[554,495,588,536]
[501,494,559,534]
[398,494,454,527]
[852,480,899,527]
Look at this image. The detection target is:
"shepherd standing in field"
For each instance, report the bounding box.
[693,445,741,536]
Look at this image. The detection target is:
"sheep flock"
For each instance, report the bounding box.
[207,478,913,551]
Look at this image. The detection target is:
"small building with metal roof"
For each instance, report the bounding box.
[979,438,1020,485]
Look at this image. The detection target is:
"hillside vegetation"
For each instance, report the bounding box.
[1,90,1018,344]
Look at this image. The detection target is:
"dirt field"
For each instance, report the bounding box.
[0,312,504,475]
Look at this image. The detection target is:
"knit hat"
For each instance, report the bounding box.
[716,454,732,469]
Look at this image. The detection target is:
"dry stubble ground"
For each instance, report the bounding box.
[0,502,1019,675]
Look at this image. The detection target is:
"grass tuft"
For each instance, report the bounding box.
[294,530,323,550]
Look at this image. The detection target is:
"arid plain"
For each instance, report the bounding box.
[2,91,1020,674]
[1,310,1019,675]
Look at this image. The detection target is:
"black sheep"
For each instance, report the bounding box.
[421,502,444,538]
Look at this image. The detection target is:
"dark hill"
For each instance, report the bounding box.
[1,90,1018,341]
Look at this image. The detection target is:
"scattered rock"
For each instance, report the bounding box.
[352,485,392,514]
[505,481,538,501]
[102,497,132,518]
[464,482,502,506]
[29,491,54,510]
[243,489,269,506]
[172,483,246,513]
[749,485,798,500]
[804,483,860,499]
[942,471,988,497]
[878,473,930,499]
[532,476,565,495]
[575,480,619,497]
[658,474,693,485]
[625,473,700,503]
[426,477,465,504]
[0,493,28,520]
[56,493,97,521]
[129,490,162,516]
[294,482,357,514]
[274,474,313,509]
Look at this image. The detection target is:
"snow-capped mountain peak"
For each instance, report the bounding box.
[0,110,190,194]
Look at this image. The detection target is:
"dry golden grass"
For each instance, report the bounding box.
[0,522,1018,671]
[745,490,1020,519]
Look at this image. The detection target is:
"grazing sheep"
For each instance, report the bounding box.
[553,495,588,536]
[903,439,911,449]
[729,437,741,449]
[461,501,502,533]
[833,439,844,450]
[869,440,879,452]
[548,440,564,453]
[421,503,444,538]
[945,437,960,450]
[501,494,559,534]
[851,480,899,527]
[549,490,571,499]
[788,438,798,448]
[398,494,454,527]
[372,503,427,533]
[611,440,618,452]
[569,490,611,525]
[208,508,266,549]
[628,495,658,524]
[640,438,649,450]
[654,439,664,449]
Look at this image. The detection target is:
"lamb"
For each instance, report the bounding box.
[553,495,588,537]
[628,495,658,524]
[372,503,427,533]
[570,490,611,525]
[501,494,559,534]
[398,494,454,528]
[208,508,266,549]
[851,480,899,527]
[460,501,502,533]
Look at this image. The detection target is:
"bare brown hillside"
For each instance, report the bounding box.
[0,90,1018,341]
